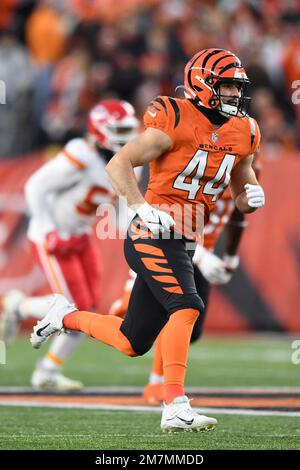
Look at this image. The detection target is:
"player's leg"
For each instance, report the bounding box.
[33,237,104,391]
[78,236,103,312]
[121,227,201,406]
[61,273,165,357]
[142,329,164,404]
[30,219,217,431]
[124,229,214,430]
[120,220,216,430]
[30,242,92,390]
[142,265,211,403]
[143,266,211,403]
[0,290,28,344]
[190,263,211,343]
[31,221,201,361]
[0,289,85,390]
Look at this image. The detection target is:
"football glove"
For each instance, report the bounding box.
[244,184,265,208]
[193,245,232,285]
[136,202,175,235]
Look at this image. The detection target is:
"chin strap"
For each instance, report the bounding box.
[219,101,239,117]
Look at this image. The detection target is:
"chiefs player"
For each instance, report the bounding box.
[0,99,139,390]
[30,49,265,432]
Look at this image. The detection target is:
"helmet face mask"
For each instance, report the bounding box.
[87,100,139,153]
[184,49,251,118]
[214,79,251,117]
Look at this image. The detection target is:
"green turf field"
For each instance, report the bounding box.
[1,334,300,387]
[0,407,299,450]
[1,334,300,450]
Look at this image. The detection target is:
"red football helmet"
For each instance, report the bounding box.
[87,99,139,152]
[183,48,250,117]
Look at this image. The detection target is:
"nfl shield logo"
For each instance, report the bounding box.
[212,132,218,142]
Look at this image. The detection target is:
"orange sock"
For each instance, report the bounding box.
[151,329,164,376]
[161,308,199,404]
[63,311,136,356]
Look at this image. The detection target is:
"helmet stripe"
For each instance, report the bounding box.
[187,49,209,89]
[218,62,242,75]
[201,49,224,70]
[211,54,233,72]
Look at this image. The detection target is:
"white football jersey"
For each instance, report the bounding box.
[26,138,114,242]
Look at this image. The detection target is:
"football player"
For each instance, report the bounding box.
[110,152,260,403]
[0,99,139,390]
[30,49,265,432]
[109,200,247,403]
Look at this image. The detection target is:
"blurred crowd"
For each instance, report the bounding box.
[0,0,299,159]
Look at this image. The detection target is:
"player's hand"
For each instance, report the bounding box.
[136,202,175,235]
[222,254,240,283]
[193,245,231,285]
[244,184,265,208]
[45,231,72,256]
[223,254,240,273]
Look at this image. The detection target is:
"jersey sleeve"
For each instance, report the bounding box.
[62,138,94,170]
[143,96,178,142]
[249,117,261,154]
[252,151,262,179]
[24,156,81,235]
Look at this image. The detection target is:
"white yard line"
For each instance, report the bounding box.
[1,386,300,394]
[1,400,300,417]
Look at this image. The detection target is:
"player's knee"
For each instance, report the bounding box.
[128,338,153,356]
[170,293,204,316]
[119,334,139,357]
[126,348,139,357]
[190,325,203,343]
[120,330,153,356]
[190,311,205,343]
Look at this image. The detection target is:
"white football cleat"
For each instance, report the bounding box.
[161,395,217,433]
[0,289,25,344]
[30,294,77,349]
[31,367,83,391]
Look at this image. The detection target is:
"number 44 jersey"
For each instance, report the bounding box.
[26,138,114,243]
[144,96,260,240]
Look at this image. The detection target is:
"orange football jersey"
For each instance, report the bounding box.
[143,96,260,240]
[203,152,262,250]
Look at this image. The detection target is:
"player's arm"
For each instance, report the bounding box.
[24,154,81,234]
[225,207,246,256]
[106,127,175,234]
[219,207,246,275]
[106,127,171,207]
[230,154,265,213]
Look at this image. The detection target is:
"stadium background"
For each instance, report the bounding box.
[1,0,300,453]
[0,0,299,333]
